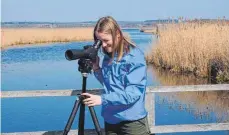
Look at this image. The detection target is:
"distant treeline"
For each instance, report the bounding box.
[143,18,229,26]
[1,21,97,28]
[1,21,143,28]
[2,19,228,28]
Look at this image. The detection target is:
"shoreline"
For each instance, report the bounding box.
[1,27,94,49]
[1,39,94,50]
[1,27,140,50]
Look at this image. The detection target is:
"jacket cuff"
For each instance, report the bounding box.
[94,68,101,76]
[101,94,108,106]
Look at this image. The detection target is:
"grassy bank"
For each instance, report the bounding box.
[146,21,229,83]
[1,27,94,49]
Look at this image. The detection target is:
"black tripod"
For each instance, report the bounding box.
[63,59,102,135]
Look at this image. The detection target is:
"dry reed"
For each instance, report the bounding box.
[147,21,229,82]
[1,27,94,49]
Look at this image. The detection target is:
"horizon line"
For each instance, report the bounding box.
[2,18,229,23]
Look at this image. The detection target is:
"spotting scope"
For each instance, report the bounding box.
[65,40,102,61]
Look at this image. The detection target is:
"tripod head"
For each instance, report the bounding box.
[78,58,93,74]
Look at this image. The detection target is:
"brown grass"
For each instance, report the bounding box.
[147,21,229,82]
[1,27,94,49]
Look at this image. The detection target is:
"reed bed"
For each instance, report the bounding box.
[1,27,94,49]
[147,21,229,83]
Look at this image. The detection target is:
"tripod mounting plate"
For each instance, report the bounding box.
[78,58,93,74]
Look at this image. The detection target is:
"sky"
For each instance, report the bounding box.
[1,0,229,22]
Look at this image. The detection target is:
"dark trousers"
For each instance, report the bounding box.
[105,116,151,135]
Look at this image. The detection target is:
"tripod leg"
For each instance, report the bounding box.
[78,75,87,135]
[88,106,103,135]
[78,101,85,135]
[63,99,81,135]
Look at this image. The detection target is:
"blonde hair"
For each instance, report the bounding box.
[93,16,136,61]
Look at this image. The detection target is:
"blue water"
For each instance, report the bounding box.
[1,29,228,135]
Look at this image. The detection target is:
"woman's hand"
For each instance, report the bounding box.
[81,93,102,106]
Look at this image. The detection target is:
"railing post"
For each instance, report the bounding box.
[145,92,155,129]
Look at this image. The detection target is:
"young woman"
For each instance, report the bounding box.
[81,16,151,135]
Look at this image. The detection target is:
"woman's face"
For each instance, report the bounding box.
[96,32,114,53]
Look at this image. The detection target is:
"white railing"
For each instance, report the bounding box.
[1,84,229,135]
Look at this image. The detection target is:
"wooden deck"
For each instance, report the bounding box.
[1,84,229,134]
[2,123,229,135]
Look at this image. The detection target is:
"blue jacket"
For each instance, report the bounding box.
[94,47,148,124]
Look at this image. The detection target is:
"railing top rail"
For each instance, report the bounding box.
[1,84,229,98]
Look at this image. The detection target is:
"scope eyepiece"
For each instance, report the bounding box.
[93,40,102,49]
